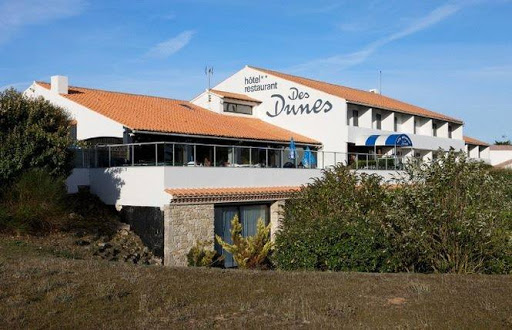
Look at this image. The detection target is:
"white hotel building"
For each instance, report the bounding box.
[23,66,491,266]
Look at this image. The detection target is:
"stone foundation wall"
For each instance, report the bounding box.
[163,204,215,267]
[270,200,285,242]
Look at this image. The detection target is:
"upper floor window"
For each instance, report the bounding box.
[374,113,382,130]
[414,119,419,134]
[448,125,453,138]
[433,123,438,137]
[223,102,252,115]
[70,122,77,141]
[352,110,359,127]
[394,116,398,132]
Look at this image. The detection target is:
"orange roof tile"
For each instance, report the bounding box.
[165,186,301,204]
[249,66,463,124]
[490,145,512,150]
[36,82,319,145]
[210,89,261,103]
[464,136,489,147]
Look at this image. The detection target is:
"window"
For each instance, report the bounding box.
[448,125,453,138]
[394,116,399,132]
[414,119,419,134]
[223,102,253,115]
[433,123,438,137]
[352,110,359,127]
[214,204,269,268]
[375,113,382,130]
[70,123,77,141]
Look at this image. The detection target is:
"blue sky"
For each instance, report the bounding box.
[1,0,511,142]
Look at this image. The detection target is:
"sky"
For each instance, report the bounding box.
[1,0,511,142]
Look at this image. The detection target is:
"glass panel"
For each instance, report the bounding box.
[96,148,109,167]
[174,144,194,166]
[268,149,282,168]
[133,144,156,166]
[240,205,268,237]
[251,148,266,167]
[196,145,214,167]
[110,145,131,166]
[215,146,232,167]
[214,207,238,268]
[233,147,250,167]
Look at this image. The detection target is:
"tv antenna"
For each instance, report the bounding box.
[379,70,382,95]
[205,66,214,90]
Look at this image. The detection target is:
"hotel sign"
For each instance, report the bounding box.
[267,87,333,118]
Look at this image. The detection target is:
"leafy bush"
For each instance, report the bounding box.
[187,241,219,267]
[385,153,512,274]
[0,169,68,234]
[215,215,273,269]
[0,88,74,186]
[274,166,391,271]
[274,152,512,274]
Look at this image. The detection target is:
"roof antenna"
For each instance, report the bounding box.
[379,70,382,95]
[205,66,214,91]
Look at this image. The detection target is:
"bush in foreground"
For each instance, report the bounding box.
[274,152,512,274]
[385,153,512,273]
[0,88,74,187]
[0,169,67,234]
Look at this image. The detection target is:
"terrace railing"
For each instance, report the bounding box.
[72,141,415,171]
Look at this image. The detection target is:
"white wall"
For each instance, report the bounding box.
[66,168,90,193]
[24,82,125,140]
[490,149,512,165]
[89,167,169,208]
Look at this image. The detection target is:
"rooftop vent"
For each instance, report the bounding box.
[180,103,193,110]
[51,75,68,94]
[369,89,380,94]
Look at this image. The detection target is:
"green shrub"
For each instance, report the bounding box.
[274,152,512,274]
[187,241,219,267]
[0,88,74,186]
[216,215,273,269]
[385,152,512,274]
[274,166,391,272]
[0,169,67,234]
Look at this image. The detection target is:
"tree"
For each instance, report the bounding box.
[0,88,74,186]
[494,135,511,145]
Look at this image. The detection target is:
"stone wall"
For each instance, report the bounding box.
[120,206,164,258]
[163,204,215,267]
[270,200,285,242]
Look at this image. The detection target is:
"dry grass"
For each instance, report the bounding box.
[1,236,512,329]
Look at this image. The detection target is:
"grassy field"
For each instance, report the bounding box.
[1,236,511,329]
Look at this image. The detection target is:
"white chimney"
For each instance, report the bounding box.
[369,88,380,94]
[51,75,68,94]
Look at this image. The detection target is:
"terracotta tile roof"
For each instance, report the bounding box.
[210,89,262,103]
[464,136,489,147]
[36,82,319,145]
[249,66,463,124]
[495,159,512,168]
[165,186,301,204]
[490,145,512,150]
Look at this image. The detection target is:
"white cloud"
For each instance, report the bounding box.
[0,0,86,44]
[145,30,195,59]
[293,3,463,72]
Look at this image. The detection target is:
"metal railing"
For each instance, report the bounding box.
[72,141,415,171]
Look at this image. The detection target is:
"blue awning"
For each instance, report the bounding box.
[364,134,413,147]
